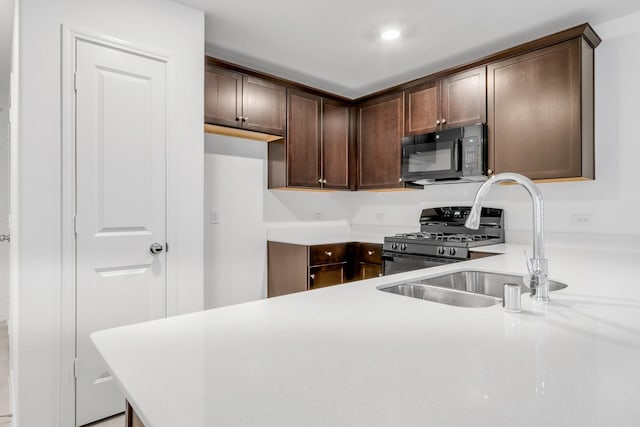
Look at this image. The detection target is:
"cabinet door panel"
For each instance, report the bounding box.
[267,242,308,297]
[242,75,286,136]
[287,90,322,188]
[322,99,350,189]
[357,92,404,189]
[309,264,345,290]
[488,39,581,179]
[441,66,487,129]
[204,65,241,128]
[359,263,382,280]
[405,81,439,135]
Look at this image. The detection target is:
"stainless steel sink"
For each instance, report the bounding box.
[378,269,567,307]
[380,283,501,307]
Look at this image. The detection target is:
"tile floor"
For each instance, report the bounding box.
[0,322,124,427]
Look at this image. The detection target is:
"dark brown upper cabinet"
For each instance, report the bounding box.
[357,92,405,190]
[287,89,350,189]
[287,90,321,188]
[487,38,594,180]
[205,64,286,136]
[405,67,486,135]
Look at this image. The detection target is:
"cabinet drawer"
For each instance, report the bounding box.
[309,243,347,266]
[358,243,382,264]
[309,264,345,290]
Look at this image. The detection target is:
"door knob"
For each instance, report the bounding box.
[0,234,9,242]
[149,242,164,254]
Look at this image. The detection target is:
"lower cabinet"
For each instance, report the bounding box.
[349,242,383,281]
[268,241,383,297]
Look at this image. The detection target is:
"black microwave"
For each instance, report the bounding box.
[401,124,487,184]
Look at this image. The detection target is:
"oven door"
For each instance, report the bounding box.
[402,139,461,181]
[382,252,461,275]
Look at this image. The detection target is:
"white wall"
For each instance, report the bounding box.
[16,0,204,425]
[204,134,267,308]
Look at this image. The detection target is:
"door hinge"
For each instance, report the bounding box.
[73,358,78,379]
[165,242,169,252]
[73,72,78,92]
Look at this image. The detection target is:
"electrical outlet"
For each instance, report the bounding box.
[313,212,324,220]
[571,213,593,226]
[209,209,220,224]
[374,212,385,221]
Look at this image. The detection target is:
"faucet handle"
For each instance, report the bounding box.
[524,249,534,274]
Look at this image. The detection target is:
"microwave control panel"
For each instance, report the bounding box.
[462,136,484,176]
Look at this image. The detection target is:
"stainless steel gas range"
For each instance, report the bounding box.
[382,207,504,275]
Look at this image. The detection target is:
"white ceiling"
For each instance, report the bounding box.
[177,0,640,98]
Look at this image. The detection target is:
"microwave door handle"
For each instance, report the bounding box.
[453,141,462,171]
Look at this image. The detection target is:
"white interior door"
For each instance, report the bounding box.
[74,39,167,426]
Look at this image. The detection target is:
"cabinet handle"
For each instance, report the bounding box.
[441,118,447,124]
[436,119,440,125]
[325,251,332,256]
[310,274,316,280]
[323,179,327,184]
[235,116,241,121]
[367,250,375,256]
[318,179,323,183]
[242,117,248,122]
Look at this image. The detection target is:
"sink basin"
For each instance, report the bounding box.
[377,269,567,307]
[380,283,500,308]
[413,269,567,298]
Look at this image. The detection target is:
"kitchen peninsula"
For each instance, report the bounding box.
[92,243,640,426]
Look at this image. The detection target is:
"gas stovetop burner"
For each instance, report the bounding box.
[383,206,504,260]
[445,234,491,243]
[395,232,445,241]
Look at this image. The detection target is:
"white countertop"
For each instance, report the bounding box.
[92,244,640,426]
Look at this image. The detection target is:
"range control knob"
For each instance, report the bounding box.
[391,243,398,250]
[400,243,408,251]
[448,247,457,256]
[437,246,445,255]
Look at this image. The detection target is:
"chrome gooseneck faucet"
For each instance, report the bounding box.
[465,172,549,302]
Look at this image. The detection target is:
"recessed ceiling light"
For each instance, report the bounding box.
[380,29,401,41]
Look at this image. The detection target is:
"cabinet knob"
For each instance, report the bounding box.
[235,116,240,121]
[325,251,333,257]
[310,274,315,280]
[323,179,327,184]
[398,178,402,182]
[487,168,494,175]
[436,119,440,125]
[367,250,375,256]
[242,117,248,122]
[441,118,447,124]
[318,179,323,183]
